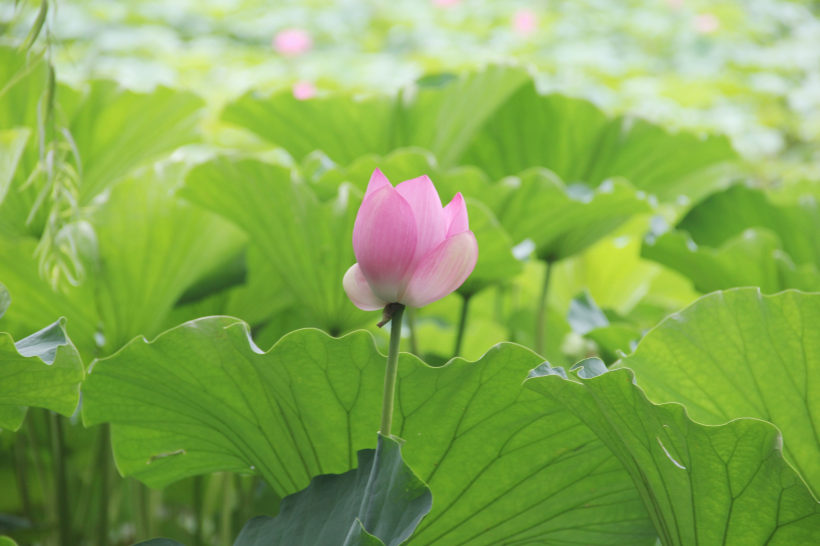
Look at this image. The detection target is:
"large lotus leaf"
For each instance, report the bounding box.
[91,172,245,353]
[527,360,820,546]
[0,236,99,360]
[0,537,18,546]
[222,66,529,167]
[61,80,205,204]
[82,320,656,545]
[136,435,431,546]
[182,156,369,334]
[0,128,29,208]
[494,168,652,261]
[676,184,820,268]
[459,83,737,202]
[641,227,820,294]
[616,289,820,498]
[0,316,84,431]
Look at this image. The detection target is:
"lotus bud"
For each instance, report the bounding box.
[344,169,478,311]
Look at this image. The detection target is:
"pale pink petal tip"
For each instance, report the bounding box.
[443,192,469,237]
[352,185,418,303]
[432,0,461,7]
[402,231,478,308]
[273,28,313,56]
[512,9,538,35]
[364,168,392,201]
[343,264,388,311]
[292,81,316,100]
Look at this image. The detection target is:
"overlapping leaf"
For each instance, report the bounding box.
[82,320,656,545]
[494,169,652,260]
[527,360,820,545]
[459,83,738,202]
[137,435,432,546]
[182,156,369,333]
[0,314,84,431]
[642,227,820,293]
[616,289,820,498]
[222,66,529,168]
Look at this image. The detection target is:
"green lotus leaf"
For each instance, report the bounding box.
[494,168,652,261]
[527,359,820,545]
[676,183,820,268]
[459,83,738,202]
[222,66,529,168]
[641,227,820,294]
[0,316,84,431]
[136,435,431,546]
[83,320,656,545]
[182,156,369,334]
[616,288,820,498]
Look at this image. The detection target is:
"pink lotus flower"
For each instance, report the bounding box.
[344,169,478,310]
[512,9,538,36]
[292,81,316,100]
[273,28,312,56]
[694,13,720,34]
[432,0,461,7]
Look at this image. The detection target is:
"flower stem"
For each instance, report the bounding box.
[535,259,554,357]
[453,294,471,358]
[97,424,110,546]
[50,412,71,546]
[379,304,405,437]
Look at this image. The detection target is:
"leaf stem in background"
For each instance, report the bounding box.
[220,472,233,546]
[379,304,405,437]
[97,424,110,546]
[12,432,34,523]
[193,475,203,546]
[50,412,71,546]
[453,294,472,358]
[535,259,554,357]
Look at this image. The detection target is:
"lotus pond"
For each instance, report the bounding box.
[1,0,820,545]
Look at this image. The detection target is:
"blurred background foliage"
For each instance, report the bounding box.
[2,0,820,545]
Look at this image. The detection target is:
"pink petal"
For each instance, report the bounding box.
[442,192,469,237]
[364,168,391,202]
[395,175,446,269]
[352,185,417,302]
[343,263,388,311]
[401,231,478,308]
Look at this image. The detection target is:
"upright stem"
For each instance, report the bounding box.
[453,294,471,358]
[50,412,71,546]
[535,259,554,357]
[220,472,233,546]
[97,424,110,546]
[193,475,203,546]
[379,305,405,437]
[13,433,34,523]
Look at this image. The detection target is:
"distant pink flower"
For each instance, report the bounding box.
[344,169,478,310]
[694,13,720,34]
[292,81,316,100]
[512,9,538,36]
[273,28,312,56]
[432,0,461,7]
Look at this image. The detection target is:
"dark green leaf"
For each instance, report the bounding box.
[527,360,820,545]
[83,321,656,545]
